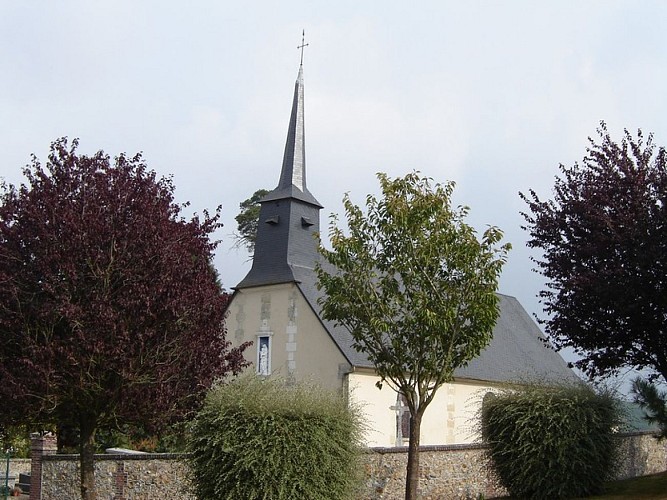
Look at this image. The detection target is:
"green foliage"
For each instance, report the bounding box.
[93,421,190,453]
[188,374,364,500]
[632,377,667,439]
[317,172,510,409]
[0,424,31,458]
[316,171,510,499]
[481,384,623,499]
[235,189,269,252]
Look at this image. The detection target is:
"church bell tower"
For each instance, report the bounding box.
[236,60,322,289]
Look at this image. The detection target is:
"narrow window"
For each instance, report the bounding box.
[391,393,411,446]
[257,335,271,376]
[400,394,410,444]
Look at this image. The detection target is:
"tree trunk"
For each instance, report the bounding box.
[405,410,422,500]
[79,417,97,500]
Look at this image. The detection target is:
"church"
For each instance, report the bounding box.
[227,61,578,447]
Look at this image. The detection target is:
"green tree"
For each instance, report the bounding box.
[632,378,667,439]
[316,172,510,500]
[234,188,269,252]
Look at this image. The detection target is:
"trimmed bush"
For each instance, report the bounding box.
[481,384,623,499]
[188,374,364,500]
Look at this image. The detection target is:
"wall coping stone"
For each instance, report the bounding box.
[367,431,659,454]
[615,430,660,438]
[42,453,188,462]
[369,442,489,454]
[40,430,657,461]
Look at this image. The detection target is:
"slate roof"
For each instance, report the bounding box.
[261,64,321,208]
[236,195,321,288]
[295,262,579,385]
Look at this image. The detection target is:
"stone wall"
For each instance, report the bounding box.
[29,431,667,499]
[615,431,667,480]
[40,454,194,500]
[360,444,507,499]
[5,458,31,487]
[359,432,667,499]
[6,459,31,478]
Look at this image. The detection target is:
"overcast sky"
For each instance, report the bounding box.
[2,1,666,383]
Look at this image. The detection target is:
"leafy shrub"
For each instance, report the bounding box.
[481,383,623,499]
[0,424,31,458]
[188,374,364,500]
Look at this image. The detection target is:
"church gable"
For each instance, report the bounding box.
[229,283,349,389]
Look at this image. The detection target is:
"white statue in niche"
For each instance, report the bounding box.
[258,342,269,375]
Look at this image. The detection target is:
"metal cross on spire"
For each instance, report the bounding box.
[297,30,308,66]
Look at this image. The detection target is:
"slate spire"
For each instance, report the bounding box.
[280,66,306,190]
[236,61,322,289]
[263,64,322,207]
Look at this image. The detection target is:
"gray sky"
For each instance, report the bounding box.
[2,1,666,384]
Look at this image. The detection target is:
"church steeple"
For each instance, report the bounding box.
[236,60,322,289]
[280,65,306,192]
[262,63,322,208]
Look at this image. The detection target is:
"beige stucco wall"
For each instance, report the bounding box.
[229,283,500,446]
[228,283,349,389]
[348,371,498,447]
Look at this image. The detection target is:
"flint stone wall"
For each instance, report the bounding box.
[615,431,667,480]
[359,432,667,499]
[33,431,667,500]
[40,454,194,500]
[360,444,506,499]
[5,458,31,484]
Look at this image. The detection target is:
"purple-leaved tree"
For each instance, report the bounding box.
[520,123,667,383]
[0,138,248,499]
